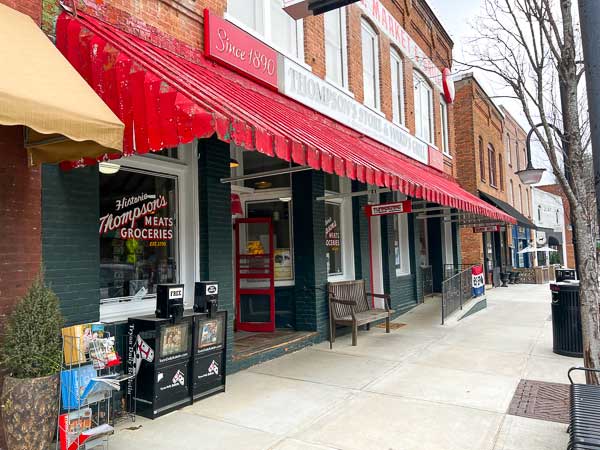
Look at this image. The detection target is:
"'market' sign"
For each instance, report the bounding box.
[278,58,429,165]
[359,0,443,91]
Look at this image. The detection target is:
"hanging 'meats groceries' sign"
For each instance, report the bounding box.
[365,200,412,217]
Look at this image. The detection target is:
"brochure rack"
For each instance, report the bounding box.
[57,325,134,450]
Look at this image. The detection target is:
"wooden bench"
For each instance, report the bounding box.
[328,280,392,348]
[568,367,600,449]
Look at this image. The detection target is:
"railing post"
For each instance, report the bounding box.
[459,271,463,310]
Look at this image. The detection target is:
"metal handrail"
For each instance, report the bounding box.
[441,265,477,324]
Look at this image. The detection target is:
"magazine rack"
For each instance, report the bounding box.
[57,326,135,450]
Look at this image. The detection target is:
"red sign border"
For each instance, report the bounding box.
[365,200,413,217]
[203,9,279,90]
[472,225,501,233]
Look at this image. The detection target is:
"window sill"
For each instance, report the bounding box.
[391,120,410,133]
[223,13,312,73]
[324,77,354,98]
[442,151,452,159]
[363,102,385,117]
[395,270,412,278]
[416,136,436,148]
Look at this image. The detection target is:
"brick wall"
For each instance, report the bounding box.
[0,127,42,331]
[502,106,533,218]
[454,75,509,267]
[292,170,328,335]
[1,0,41,23]
[197,137,234,364]
[42,165,101,325]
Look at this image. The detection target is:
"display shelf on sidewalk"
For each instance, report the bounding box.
[56,324,135,450]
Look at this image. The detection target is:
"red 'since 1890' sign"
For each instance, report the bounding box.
[204,9,278,89]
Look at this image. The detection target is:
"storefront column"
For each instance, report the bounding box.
[291,170,328,335]
[351,181,370,282]
[198,137,234,362]
[42,165,100,325]
[380,192,418,315]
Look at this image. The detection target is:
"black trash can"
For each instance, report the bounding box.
[550,281,583,357]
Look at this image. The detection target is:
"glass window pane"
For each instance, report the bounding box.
[393,213,410,275]
[99,170,178,301]
[361,21,378,109]
[325,9,343,86]
[324,173,341,193]
[228,0,263,32]
[325,203,343,275]
[242,150,291,189]
[414,72,432,143]
[153,147,179,159]
[390,51,403,124]
[270,0,298,57]
[247,201,293,281]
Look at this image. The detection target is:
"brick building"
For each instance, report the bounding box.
[1,0,514,401]
[0,0,43,332]
[453,74,535,283]
[501,106,535,268]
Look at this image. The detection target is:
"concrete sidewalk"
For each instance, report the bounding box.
[112,284,583,450]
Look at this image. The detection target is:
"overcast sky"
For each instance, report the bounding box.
[427,0,557,184]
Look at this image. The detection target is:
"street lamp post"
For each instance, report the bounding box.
[521,123,579,270]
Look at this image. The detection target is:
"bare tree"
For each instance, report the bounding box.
[462,0,600,383]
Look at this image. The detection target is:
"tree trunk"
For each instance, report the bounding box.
[572,204,600,384]
[560,0,600,385]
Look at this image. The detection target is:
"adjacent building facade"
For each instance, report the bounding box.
[531,187,567,266]
[502,106,536,269]
[537,184,576,268]
[453,75,536,284]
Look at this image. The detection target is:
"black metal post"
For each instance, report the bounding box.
[578,0,600,225]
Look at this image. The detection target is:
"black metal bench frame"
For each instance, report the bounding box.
[568,367,600,450]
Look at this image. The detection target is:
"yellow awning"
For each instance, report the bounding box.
[0,4,124,165]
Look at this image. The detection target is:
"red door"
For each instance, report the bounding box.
[234,218,275,332]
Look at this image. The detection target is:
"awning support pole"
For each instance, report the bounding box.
[220,166,312,183]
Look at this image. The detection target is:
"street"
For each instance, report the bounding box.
[111,283,580,450]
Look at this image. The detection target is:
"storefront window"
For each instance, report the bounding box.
[247,200,294,281]
[232,147,291,189]
[99,169,178,301]
[325,202,343,275]
[393,213,410,275]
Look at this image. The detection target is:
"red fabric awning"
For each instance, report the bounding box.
[55,11,515,224]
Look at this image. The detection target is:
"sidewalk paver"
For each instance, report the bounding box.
[112,284,578,450]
